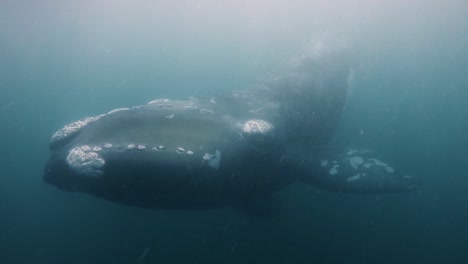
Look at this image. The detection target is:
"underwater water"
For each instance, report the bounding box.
[1,0,468,263]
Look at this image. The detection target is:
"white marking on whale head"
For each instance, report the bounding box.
[107,108,129,114]
[80,145,92,152]
[242,119,273,134]
[137,145,146,150]
[203,150,221,170]
[203,154,211,161]
[51,115,102,144]
[184,103,198,110]
[199,109,215,114]
[165,114,175,119]
[329,164,339,175]
[347,173,361,182]
[103,143,113,149]
[176,147,186,154]
[66,146,105,177]
[92,146,102,152]
[147,98,170,105]
[368,158,394,173]
[148,98,172,108]
[127,144,136,150]
[153,145,165,151]
[349,156,364,169]
[186,150,194,156]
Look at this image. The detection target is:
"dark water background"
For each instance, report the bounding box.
[1,1,467,263]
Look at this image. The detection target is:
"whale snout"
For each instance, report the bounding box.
[43,153,81,192]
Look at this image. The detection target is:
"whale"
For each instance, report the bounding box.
[43,43,421,215]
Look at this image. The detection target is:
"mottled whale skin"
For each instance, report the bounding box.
[44,44,421,213]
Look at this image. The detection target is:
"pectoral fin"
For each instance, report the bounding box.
[300,148,422,194]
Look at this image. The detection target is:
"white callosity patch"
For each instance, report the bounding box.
[329,164,339,175]
[92,146,102,152]
[103,143,113,149]
[147,98,170,105]
[199,109,215,114]
[203,154,212,161]
[349,156,364,169]
[165,114,175,119]
[107,108,129,115]
[368,159,394,173]
[175,148,195,155]
[51,115,103,143]
[66,146,105,177]
[148,98,172,108]
[153,145,165,151]
[184,102,198,110]
[347,173,361,182]
[127,144,136,150]
[80,145,92,152]
[203,150,221,170]
[176,147,186,154]
[320,160,328,167]
[125,144,146,150]
[242,119,273,134]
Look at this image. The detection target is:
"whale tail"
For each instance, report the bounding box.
[288,147,422,194]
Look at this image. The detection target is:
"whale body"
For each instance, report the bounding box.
[44,44,421,214]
